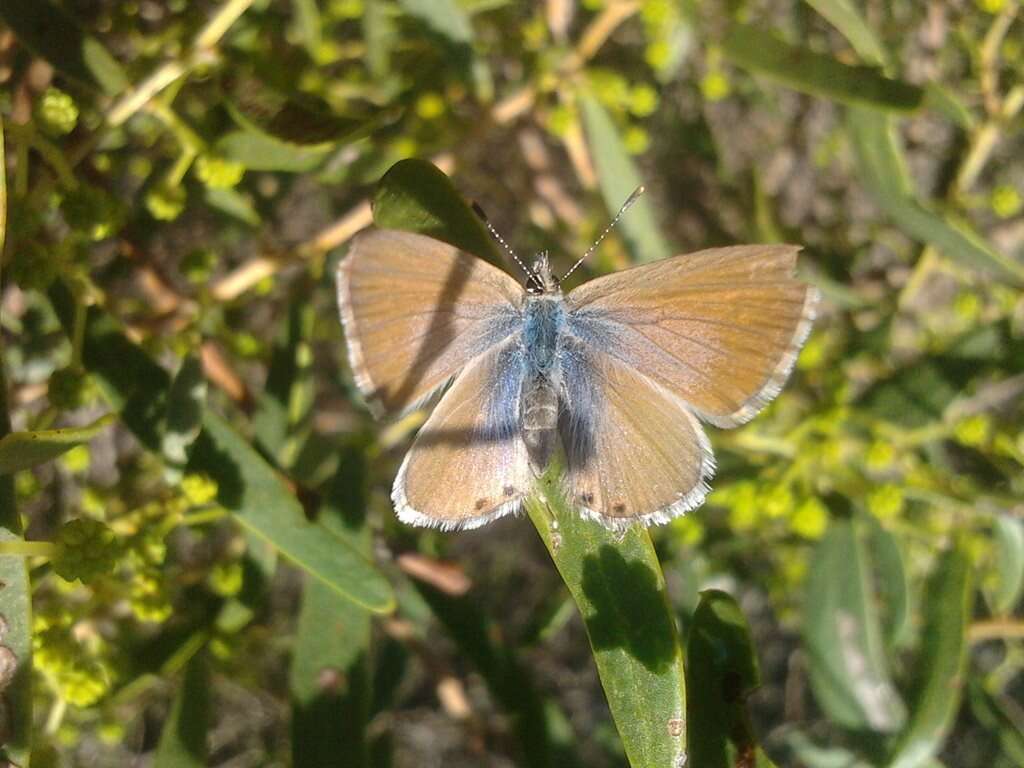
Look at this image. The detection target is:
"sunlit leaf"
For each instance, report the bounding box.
[398,0,474,44]
[291,449,374,768]
[803,0,889,65]
[579,95,673,264]
[216,131,334,173]
[0,413,115,474]
[154,651,209,768]
[887,547,972,768]
[527,466,687,768]
[372,158,503,266]
[192,414,395,614]
[991,515,1024,615]
[721,23,922,111]
[804,515,906,732]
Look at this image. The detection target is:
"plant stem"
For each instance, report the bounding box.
[0,539,59,559]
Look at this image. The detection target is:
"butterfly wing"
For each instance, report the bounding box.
[337,230,524,416]
[393,336,532,530]
[565,245,816,427]
[559,338,714,529]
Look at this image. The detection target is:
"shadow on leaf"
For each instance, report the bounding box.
[581,545,675,673]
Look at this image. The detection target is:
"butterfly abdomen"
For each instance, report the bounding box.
[520,295,566,474]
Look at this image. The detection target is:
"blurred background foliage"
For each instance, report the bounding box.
[0,0,1022,766]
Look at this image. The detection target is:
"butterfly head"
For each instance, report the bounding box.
[526,251,560,295]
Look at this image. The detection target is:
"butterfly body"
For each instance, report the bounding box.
[520,288,565,473]
[338,228,817,531]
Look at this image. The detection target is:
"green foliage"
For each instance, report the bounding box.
[0,0,1022,766]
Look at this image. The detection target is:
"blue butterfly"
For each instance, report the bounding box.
[337,190,816,530]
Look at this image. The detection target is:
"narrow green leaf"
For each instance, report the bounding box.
[991,515,1024,615]
[804,515,906,732]
[48,284,395,614]
[372,158,503,266]
[0,363,33,767]
[0,413,115,474]
[687,590,777,768]
[203,187,261,227]
[291,582,371,768]
[291,0,322,58]
[154,652,209,768]
[721,24,922,111]
[527,468,687,768]
[291,447,373,768]
[579,95,673,264]
[887,547,972,768]
[398,0,474,44]
[847,107,1024,284]
[803,0,888,65]
[866,517,911,649]
[783,730,872,768]
[162,355,207,483]
[191,413,395,614]
[216,131,334,173]
[0,0,128,95]
[363,0,396,80]
[967,677,1024,767]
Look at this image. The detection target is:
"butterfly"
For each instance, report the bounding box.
[336,188,817,531]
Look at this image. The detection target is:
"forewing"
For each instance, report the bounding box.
[393,337,532,530]
[337,229,523,416]
[559,339,714,529]
[566,245,816,427]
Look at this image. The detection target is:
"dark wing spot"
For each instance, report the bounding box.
[579,492,594,505]
[474,498,489,511]
[612,502,626,515]
[503,485,515,497]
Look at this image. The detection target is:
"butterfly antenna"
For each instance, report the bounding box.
[472,201,539,287]
[561,185,645,282]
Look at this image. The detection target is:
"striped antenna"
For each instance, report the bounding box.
[471,202,541,290]
[561,185,645,282]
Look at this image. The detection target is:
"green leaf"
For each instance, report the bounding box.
[216,131,335,173]
[48,284,395,614]
[783,730,872,768]
[578,95,673,264]
[991,515,1024,615]
[967,677,1024,767]
[372,158,503,266]
[203,187,261,227]
[887,547,972,768]
[686,590,777,768]
[721,24,922,111]
[0,413,115,474]
[162,355,207,483]
[397,0,474,44]
[154,652,209,768]
[363,0,396,79]
[803,0,888,65]
[859,360,959,428]
[847,107,1024,285]
[527,468,687,768]
[866,517,911,649]
[191,413,395,614]
[291,579,371,768]
[0,362,33,768]
[291,0,322,58]
[291,448,374,768]
[804,515,906,732]
[0,0,128,95]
